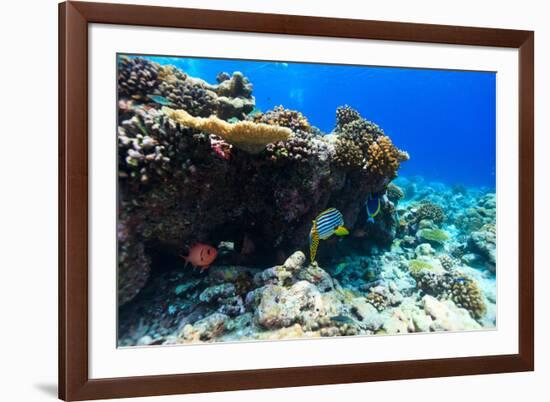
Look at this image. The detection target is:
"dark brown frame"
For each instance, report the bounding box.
[59,1,534,400]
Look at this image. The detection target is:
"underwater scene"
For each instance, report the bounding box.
[117,55,496,346]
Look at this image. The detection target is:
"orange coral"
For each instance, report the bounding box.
[366,135,409,179]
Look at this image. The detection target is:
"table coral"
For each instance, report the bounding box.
[163,107,292,154]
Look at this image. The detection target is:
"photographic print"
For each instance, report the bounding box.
[117,54,496,347]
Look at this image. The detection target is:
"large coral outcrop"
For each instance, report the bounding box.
[116,60,408,303]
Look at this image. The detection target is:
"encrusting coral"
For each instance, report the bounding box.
[163,107,292,154]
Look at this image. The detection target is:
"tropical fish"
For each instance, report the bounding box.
[181,243,218,271]
[147,94,174,107]
[365,193,381,223]
[309,208,349,262]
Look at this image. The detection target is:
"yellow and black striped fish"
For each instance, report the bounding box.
[309,208,349,262]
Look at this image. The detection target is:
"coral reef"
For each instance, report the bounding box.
[415,202,446,224]
[469,223,496,270]
[366,136,409,180]
[334,137,364,169]
[116,58,496,345]
[386,183,405,204]
[163,107,292,154]
[416,228,449,245]
[251,106,311,132]
[118,56,160,98]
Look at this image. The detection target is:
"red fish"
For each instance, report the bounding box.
[181,243,218,271]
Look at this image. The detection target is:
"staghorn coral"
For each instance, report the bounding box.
[366,135,409,179]
[251,106,311,132]
[415,202,446,224]
[163,107,291,154]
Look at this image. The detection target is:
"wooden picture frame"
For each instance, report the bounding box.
[59,1,534,400]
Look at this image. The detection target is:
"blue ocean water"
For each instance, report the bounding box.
[138,55,496,188]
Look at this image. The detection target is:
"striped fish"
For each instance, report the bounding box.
[309,208,349,262]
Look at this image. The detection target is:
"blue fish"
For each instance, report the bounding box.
[147,94,174,106]
[365,193,381,223]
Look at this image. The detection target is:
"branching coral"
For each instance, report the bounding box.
[335,105,362,130]
[366,135,409,179]
[251,106,311,132]
[331,106,408,177]
[119,58,256,119]
[438,255,456,270]
[265,129,328,163]
[448,275,487,319]
[157,78,219,117]
[118,56,161,98]
[334,137,364,169]
[365,291,388,312]
[415,202,446,224]
[163,107,291,154]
